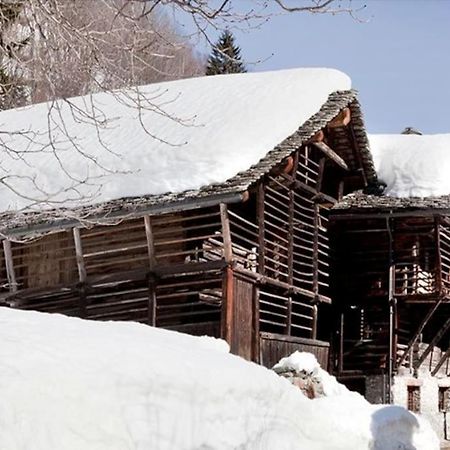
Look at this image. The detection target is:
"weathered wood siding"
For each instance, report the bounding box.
[259,332,330,370]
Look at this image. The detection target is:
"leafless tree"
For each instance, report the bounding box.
[0,0,358,212]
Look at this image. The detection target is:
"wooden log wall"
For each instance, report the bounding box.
[2,207,224,337]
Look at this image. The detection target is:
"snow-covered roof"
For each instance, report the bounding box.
[0,68,357,217]
[335,133,450,212]
[371,133,450,198]
[0,307,438,449]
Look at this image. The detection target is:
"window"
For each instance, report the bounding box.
[407,386,421,413]
[439,387,450,412]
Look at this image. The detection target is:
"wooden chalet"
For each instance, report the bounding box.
[0,74,376,370]
[330,192,450,398]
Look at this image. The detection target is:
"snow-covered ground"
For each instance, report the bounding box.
[0,68,350,211]
[369,133,450,197]
[0,308,438,450]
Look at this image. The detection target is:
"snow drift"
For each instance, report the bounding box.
[0,68,350,211]
[0,308,438,450]
[370,133,450,197]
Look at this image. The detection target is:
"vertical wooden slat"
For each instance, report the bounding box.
[311,303,318,340]
[287,189,294,285]
[286,295,292,336]
[316,157,326,193]
[435,216,443,294]
[3,239,17,293]
[220,203,233,264]
[73,228,86,282]
[312,204,320,298]
[222,266,234,345]
[253,286,260,362]
[257,182,266,276]
[73,228,87,317]
[144,215,157,326]
[144,215,156,270]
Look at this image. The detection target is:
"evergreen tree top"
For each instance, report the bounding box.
[206,29,246,76]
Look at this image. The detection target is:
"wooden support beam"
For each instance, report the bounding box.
[73,227,87,318]
[287,189,295,285]
[312,142,349,171]
[431,346,450,376]
[220,203,233,264]
[347,124,368,187]
[435,218,443,294]
[316,158,326,194]
[222,266,234,344]
[397,296,444,367]
[257,183,266,276]
[144,215,156,270]
[144,215,157,326]
[73,228,87,283]
[3,239,17,293]
[327,107,351,128]
[313,204,320,297]
[415,315,450,370]
[286,295,292,336]
[311,303,318,340]
[308,130,325,143]
[253,287,261,362]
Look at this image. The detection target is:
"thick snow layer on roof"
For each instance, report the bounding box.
[0,68,350,212]
[370,133,450,197]
[0,308,438,450]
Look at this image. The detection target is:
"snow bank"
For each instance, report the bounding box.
[0,308,438,450]
[0,68,350,211]
[370,133,450,197]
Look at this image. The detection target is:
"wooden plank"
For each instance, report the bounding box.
[257,182,267,276]
[415,315,450,369]
[144,215,156,270]
[220,203,233,264]
[311,142,349,171]
[222,266,234,344]
[3,240,17,293]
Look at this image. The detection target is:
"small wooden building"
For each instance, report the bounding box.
[0,73,376,370]
[330,192,450,395]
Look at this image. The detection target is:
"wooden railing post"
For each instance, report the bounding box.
[3,239,17,293]
[73,227,87,318]
[144,215,157,326]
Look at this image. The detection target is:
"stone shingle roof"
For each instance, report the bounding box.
[0,89,375,237]
[333,191,450,213]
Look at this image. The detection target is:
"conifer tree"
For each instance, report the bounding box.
[206,30,246,75]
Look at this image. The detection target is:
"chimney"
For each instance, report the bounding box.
[401,127,422,135]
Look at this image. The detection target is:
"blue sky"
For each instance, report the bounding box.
[199,1,450,134]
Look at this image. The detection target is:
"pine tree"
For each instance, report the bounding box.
[206,30,246,75]
[0,1,28,110]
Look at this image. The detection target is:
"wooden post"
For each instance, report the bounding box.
[435,216,443,294]
[253,286,260,362]
[286,295,292,336]
[287,189,294,285]
[313,204,320,298]
[220,203,233,264]
[311,303,318,340]
[257,182,265,276]
[3,239,17,293]
[222,266,234,345]
[144,215,157,326]
[73,228,87,317]
[338,312,345,374]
